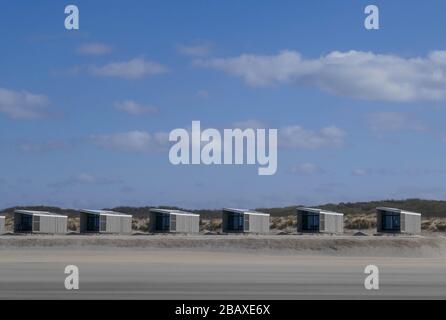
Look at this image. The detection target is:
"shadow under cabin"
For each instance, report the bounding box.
[79,209,132,234]
[297,207,344,234]
[148,209,200,233]
[13,210,68,234]
[376,207,421,235]
[0,216,5,234]
[222,208,270,234]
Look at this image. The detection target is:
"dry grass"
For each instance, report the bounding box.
[271,216,296,230]
[200,219,222,232]
[422,218,446,232]
[67,218,79,232]
[344,214,377,230]
[132,218,149,232]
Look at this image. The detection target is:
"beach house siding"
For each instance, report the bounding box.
[104,214,132,233]
[247,213,270,234]
[297,208,344,234]
[0,216,5,234]
[320,212,344,234]
[222,209,270,234]
[376,208,421,234]
[38,215,67,234]
[79,210,132,234]
[173,213,200,233]
[14,210,67,234]
[148,209,200,233]
[401,212,421,234]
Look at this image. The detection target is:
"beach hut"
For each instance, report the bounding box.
[376,207,421,234]
[148,209,200,233]
[297,207,344,234]
[14,210,67,234]
[0,216,5,234]
[222,208,270,234]
[79,209,132,234]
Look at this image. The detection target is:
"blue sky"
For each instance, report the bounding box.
[1,0,446,209]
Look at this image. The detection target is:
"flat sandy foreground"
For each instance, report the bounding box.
[0,235,446,299]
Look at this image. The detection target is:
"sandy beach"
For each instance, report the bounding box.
[0,235,445,299]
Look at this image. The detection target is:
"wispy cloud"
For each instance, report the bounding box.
[352,167,445,177]
[114,100,158,115]
[352,168,369,176]
[290,163,325,175]
[0,88,51,120]
[19,140,68,154]
[195,50,446,102]
[279,125,346,149]
[77,42,112,55]
[91,130,169,153]
[177,43,213,57]
[367,112,426,133]
[89,57,167,79]
[196,89,209,98]
[49,173,123,188]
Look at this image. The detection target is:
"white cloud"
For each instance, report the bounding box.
[177,43,212,57]
[90,57,167,79]
[74,173,121,185]
[290,163,325,175]
[91,130,169,153]
[114,100,158,115]
[50,173,122,188]
[195,50,446,102]
[352,168,369,176]
[367,112,426,133]
[19,141,67,153]
[196,89,209,98]
[0,88,50,119]
[279,125,346,149]
[352,167,444,177]
[77,42,112,55]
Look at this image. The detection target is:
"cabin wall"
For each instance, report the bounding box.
[297,211,303,232]
[105,215,132,234]
[79,213,88,233]
[401,213,421,234]
[376,211,383,233]
[37,216,67,234]
[173,214,200,233]
[221,211,229,233]
[0,217,5,234]
[148,212,156,233]
[248,214,270,234]
[320,213,343,234]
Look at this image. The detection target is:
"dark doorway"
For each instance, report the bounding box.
[155,213,170,232]
[86,214,100,232]
[17,214,33,232]
[301,212,319,232]
[226,212,244,232]
[381,212,400,232]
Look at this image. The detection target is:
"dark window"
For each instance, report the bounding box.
[302,213,319,231]
[226,212,244,232]
[87,214,99,232]
[18,214,33,232]
[155,213,170,231]
[381,212,400,231]
[33,216,40,232]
